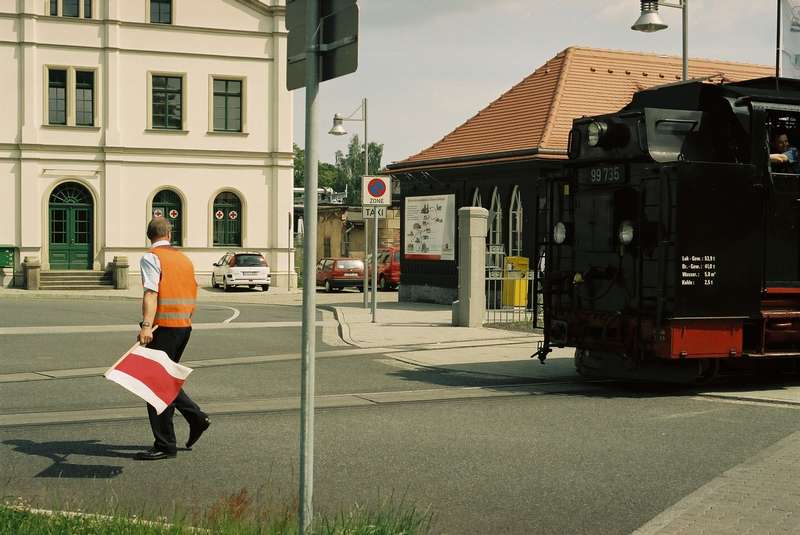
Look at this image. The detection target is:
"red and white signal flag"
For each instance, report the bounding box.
[105,344,192,414]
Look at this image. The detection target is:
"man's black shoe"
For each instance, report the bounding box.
[134,448,176,461]
[186,417,211,449]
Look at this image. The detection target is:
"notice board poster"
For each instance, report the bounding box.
[404,194,455,261]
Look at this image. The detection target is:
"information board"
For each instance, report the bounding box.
[404,194,455,261]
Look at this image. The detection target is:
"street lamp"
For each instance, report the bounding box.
[631,0,688,81]
[328,98,371,312]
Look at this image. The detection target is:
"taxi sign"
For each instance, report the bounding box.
[362,175,390,206]
[362,206,386,219]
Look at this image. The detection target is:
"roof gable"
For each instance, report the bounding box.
[391,47,772,170]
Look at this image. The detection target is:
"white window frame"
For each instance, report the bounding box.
[509,186,523,257]
[43,65,100,128]
[472,187,482,207]
[208,75,248,135]
[147,71,188,132]
[48,0,93,19]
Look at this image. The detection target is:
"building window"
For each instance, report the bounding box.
[49,0,91,17]
[509,186,523,257]
[48,69,67,125]
[323,237,332,258]
[213,79,242,132]
[152,75,182,130]
[151,0,172,24]
[472,187,482,207]
[488,187,504,268]
[153,189,183,246]
[213,192,242,247]
[75,71,94,126]
[63,0,79,16]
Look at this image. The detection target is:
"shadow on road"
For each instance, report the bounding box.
[383,359,800,400]
[3,439,149,478]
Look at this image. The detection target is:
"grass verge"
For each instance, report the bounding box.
[1,496,433,535]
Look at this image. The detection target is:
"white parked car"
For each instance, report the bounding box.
[211,252,270,292]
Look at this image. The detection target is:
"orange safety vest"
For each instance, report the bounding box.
[150,246,197,328]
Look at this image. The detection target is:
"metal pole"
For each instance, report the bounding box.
[299,0,319,532]
[777,0,783,81]
[362,98,369,308]
[681,0,688,81]
[372,207,378,322]
[288,211,293,290]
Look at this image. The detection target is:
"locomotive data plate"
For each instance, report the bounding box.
[577,164,627,185]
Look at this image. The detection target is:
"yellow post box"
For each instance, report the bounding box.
[502,256,529,307]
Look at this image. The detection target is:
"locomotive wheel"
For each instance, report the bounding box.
[694,359,720,384]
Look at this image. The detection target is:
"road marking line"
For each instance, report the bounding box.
[0,382,609,428]
[198,304,240,324]
[0,320,337,336]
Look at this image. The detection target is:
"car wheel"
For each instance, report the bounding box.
[325,280,332,293]
[262,284,269,292]
[223,278,230,292]
[211,274,218,289]
[248,285,255,289]
[357,286,363,292]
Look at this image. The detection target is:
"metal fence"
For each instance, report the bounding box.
[484,266,543,327]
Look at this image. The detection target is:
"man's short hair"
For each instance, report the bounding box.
[147,217,172,240]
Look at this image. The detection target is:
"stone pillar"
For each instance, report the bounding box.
[113,256,129,290]
[453,207,488,327]
[23,257,40,290]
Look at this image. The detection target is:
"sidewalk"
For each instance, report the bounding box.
[326,300,579,381]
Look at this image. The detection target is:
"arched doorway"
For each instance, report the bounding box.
[49,182,93,270]
[152,189,183,246]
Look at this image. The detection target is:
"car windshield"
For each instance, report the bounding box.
[336,260,363,269]
[235,255,265,267]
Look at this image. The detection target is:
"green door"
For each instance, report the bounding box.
[49,183,93,270]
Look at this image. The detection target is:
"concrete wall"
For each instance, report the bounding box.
[0,0,294,288]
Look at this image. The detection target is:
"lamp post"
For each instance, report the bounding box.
[329,98,370,311]
[631,0,688,81]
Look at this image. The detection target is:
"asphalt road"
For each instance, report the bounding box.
[3,297,800,534]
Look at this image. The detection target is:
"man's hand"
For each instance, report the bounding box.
[771,153,789,163]
[138,326,153,345]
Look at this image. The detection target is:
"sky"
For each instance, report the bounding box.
[291,0,778,168]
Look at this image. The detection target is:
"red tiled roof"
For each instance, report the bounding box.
[390,47,773,171]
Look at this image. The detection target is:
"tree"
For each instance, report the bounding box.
[294,137,385,204]
[333,135,384,204]
[293,143,304,187]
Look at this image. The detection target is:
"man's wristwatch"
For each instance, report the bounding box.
[139,321,151,328]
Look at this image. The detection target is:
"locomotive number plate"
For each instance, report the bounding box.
[577,164,626,185]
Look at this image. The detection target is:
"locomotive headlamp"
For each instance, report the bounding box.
[587,121,608,147]
[554,222,568,244]
[618,220,635,245]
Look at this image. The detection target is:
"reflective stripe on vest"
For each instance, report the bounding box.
[151,247,198,328]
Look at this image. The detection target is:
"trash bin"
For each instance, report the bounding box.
[502,256,529,307]
[0,246,16,288]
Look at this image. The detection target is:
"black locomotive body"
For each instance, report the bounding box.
[540,77,800,380]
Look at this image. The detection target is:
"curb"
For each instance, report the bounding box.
[318,305,358,347]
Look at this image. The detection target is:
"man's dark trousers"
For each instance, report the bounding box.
[146,326,205,453]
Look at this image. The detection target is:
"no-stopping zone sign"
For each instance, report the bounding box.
[362,176,391,206]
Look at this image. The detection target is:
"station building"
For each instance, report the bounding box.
[387,47,772,304]
[0,0,294,288]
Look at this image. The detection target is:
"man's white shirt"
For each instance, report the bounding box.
[140,240,170,293]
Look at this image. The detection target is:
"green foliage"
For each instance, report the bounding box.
[293,137,385,204]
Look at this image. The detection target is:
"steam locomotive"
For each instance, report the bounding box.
[536,77,800,381]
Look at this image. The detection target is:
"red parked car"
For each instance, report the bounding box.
[316,258,365,292]
[375,247,401,290]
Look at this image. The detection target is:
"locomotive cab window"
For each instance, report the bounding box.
[768,113,800,176]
